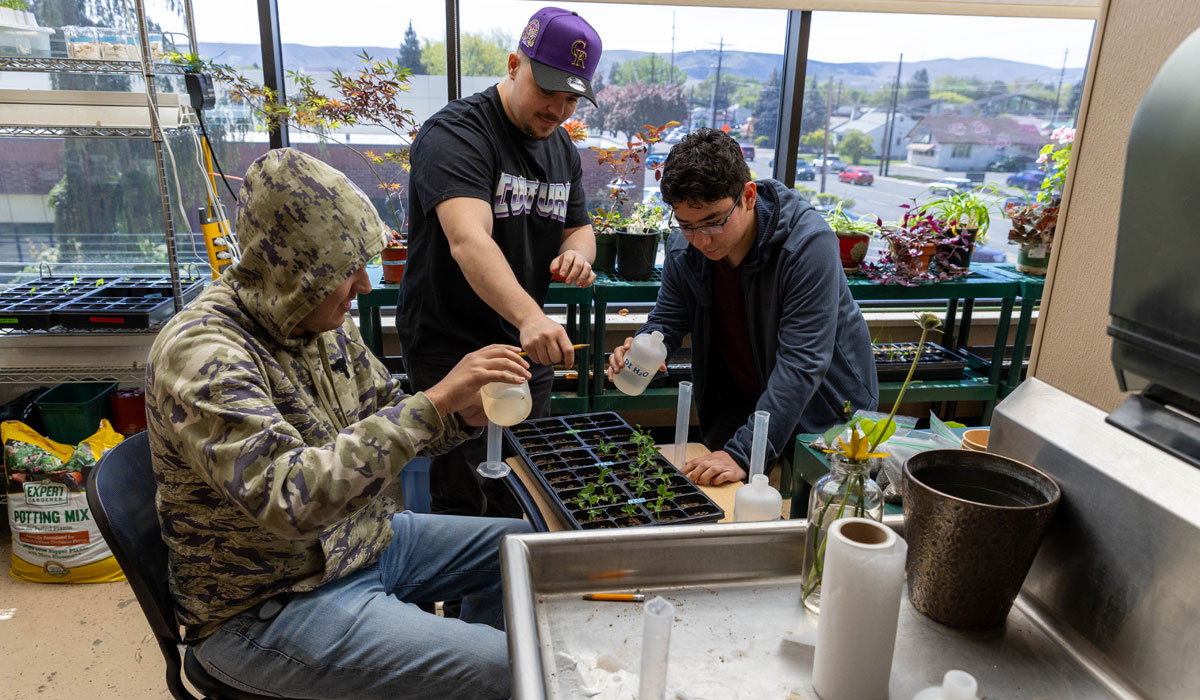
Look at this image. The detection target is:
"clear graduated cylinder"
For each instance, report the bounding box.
[613,331,667,396]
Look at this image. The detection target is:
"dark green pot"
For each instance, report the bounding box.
[593,234,617,272]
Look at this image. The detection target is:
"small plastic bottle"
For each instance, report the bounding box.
[734,411,782,521]
[613,330,667,396]
[911,670,980,700]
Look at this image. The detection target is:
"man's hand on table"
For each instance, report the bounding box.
[680,450,747,486]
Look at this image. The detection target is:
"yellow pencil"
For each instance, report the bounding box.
[582,593,645,602]
[516,343,588,358]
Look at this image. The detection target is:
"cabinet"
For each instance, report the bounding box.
[0,0,201,387]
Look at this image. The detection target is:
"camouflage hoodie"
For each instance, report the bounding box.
[146,149,470,641]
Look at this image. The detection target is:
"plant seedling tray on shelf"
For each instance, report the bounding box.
[873,342,968,382]
[0,276,112,330]
[504,411,724,530]
[53,276,203,329]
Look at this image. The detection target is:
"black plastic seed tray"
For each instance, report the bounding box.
[53,276,203,329]
[0,276,113,330]
[873,342,968,382]
[504,411,724,530]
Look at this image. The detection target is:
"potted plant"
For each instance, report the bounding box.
[615,202,669,280]
[865,204,966,286]
[916,183,1007,271]
[589,121,678,280]
[381,227,407,284]
[822,202,875,274]
[1006,127,1073,275]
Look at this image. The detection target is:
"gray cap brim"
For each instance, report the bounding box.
[529,58,598,107]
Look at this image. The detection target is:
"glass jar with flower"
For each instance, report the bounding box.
[801,312,943,613]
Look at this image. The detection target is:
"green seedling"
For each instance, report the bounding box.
[588,508,602,522]
[656,482,675,501]
[621,502,639,517]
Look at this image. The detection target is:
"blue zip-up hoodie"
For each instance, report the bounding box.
[640,179,878,471]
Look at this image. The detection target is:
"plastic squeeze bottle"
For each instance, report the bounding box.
[734,411,782,521]
[911,670,980,700]
[614,331,668,396]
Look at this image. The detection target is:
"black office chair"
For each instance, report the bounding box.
[87,431,285,700]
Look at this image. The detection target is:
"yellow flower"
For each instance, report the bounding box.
[822,428,890,463]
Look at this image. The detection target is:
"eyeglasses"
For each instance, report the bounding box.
[669,196,741,238]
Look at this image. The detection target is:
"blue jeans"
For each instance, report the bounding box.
[193,511,532,699]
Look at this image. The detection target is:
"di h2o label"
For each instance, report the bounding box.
[23,481,69,507]
[623,357,650,378]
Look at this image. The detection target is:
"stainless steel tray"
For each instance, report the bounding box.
[502,520,1139,699]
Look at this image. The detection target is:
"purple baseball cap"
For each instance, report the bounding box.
[518,7,603,106]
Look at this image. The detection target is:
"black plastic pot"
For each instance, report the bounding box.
[593,234,617,272]
[615,230,659,280]
[939,227,979,271]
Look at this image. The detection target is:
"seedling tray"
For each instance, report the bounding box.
[504,411,724,530]
[53,276,202,329]
[0,276,111,330]
[873,342,968,382]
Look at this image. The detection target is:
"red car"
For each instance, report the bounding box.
[838,167,874,186]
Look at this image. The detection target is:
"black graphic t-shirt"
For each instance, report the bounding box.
[397,85,588,356]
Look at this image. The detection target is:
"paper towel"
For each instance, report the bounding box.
[811,517,908,700]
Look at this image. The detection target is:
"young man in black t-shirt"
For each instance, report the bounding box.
[398,7,602,518]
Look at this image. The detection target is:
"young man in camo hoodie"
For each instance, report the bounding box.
[146,148,532,700]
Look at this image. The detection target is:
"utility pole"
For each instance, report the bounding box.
[820,77,832,193]
[1051,47,1068,125]
[670,11,676,73]
[709,36,725,129]
[881,53,903,178]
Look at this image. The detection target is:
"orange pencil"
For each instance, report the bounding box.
[516,343,588,358]
[582,593,645,602]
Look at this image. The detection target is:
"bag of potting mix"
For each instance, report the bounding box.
[3,419,125,583]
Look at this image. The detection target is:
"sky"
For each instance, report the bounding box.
[190,1,1094,70]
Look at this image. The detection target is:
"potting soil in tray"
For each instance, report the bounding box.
[505,411,724,530]
[873,342,968,382]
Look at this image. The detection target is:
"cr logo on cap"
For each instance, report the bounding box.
[571,40,588,69]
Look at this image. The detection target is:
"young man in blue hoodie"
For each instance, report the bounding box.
[608,128,878,485]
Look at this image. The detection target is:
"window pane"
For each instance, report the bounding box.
[458,0,788,218]
[805,11,1094,263]
[0,0,217,287]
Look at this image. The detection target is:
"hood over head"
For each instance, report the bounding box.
[229,148,386,342]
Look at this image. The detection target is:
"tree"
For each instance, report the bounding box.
[836,129,875,164]
[932,74,987,100]
[1064,79,1084,119]
[398,21,425,74]
[602,82,688,138]
[801,129,827,152]
[988,80,1008,98]
[800,76,826,138]
[610,54,686,86]
[753,68,781,149]
[906,69,930,101]
[419,30,512,77]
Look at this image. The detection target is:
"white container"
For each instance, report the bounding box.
[613,330,667,397]
[0,20,53,57]
[911,670,980,700]
[480,379,531,427]
[734,474,782,521]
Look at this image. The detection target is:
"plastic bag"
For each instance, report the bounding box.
[872,413,961,502]
[4,419,125,583]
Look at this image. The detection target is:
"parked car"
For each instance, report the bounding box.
[739,144,756,161]
[1007,169,1046,191]
[928,177,974,196]
[838,167,874,186]
[987,155,1033,172]
[795,162,816,181]
[812,155,846,172]
[646,153,668,167]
